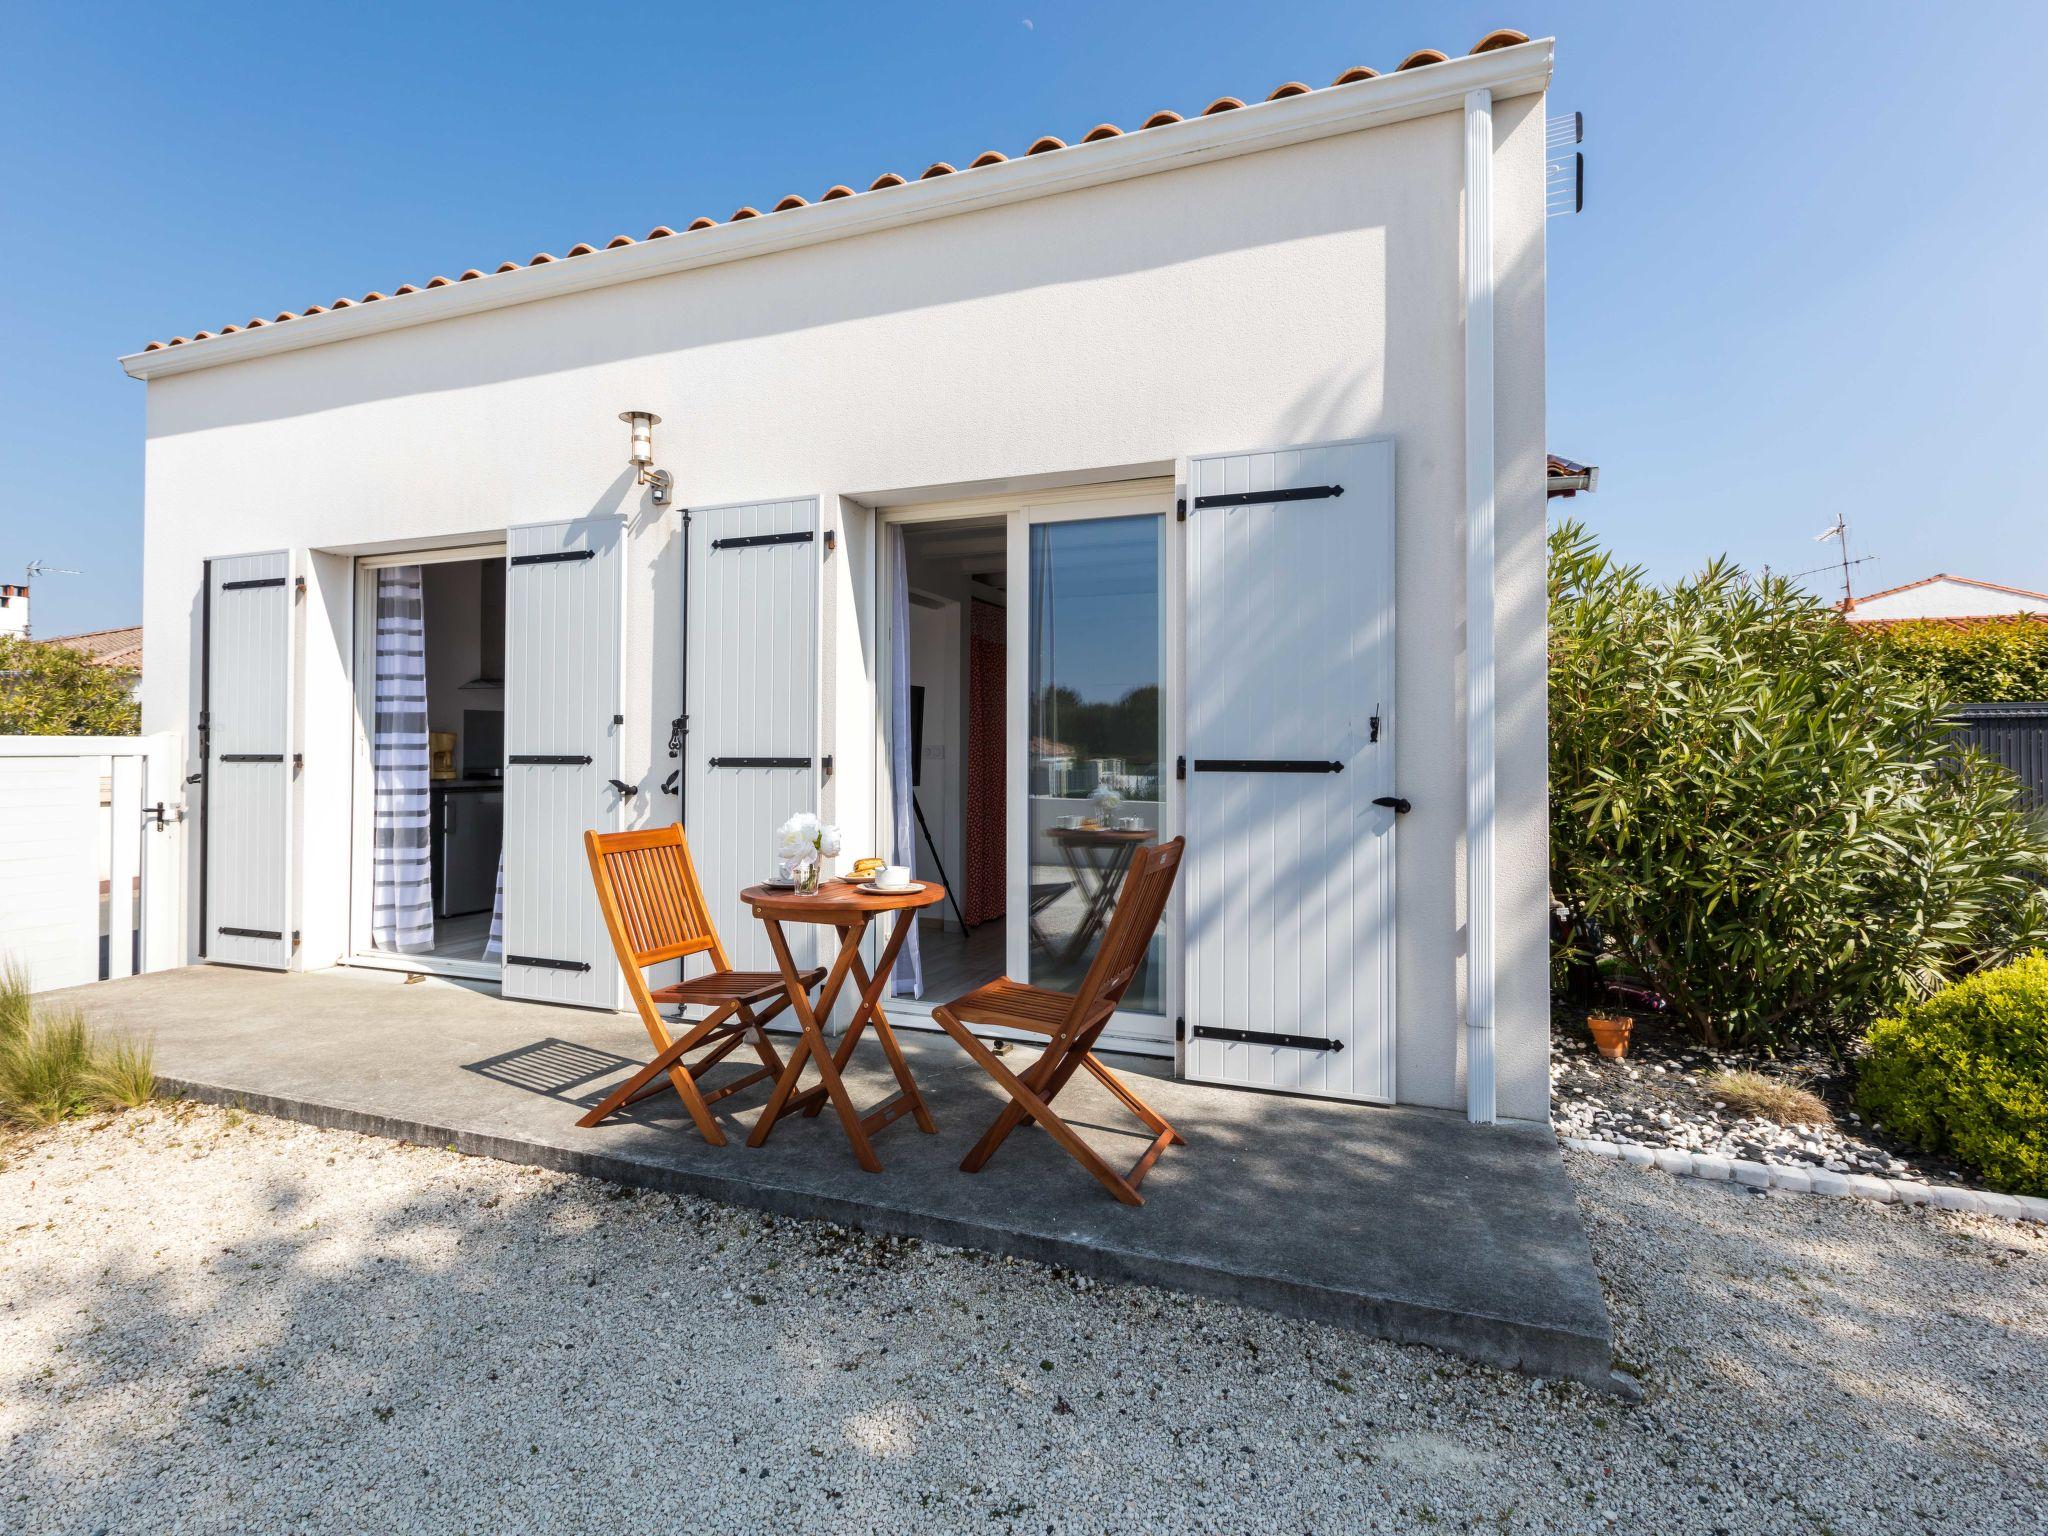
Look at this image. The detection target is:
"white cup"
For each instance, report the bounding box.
[875,864,913,889]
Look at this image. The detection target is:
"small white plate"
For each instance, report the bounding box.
[857,880,922,894]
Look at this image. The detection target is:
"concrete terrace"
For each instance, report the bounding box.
[47,964,1619,1390]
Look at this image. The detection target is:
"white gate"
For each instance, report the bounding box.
[1181,439,1398,1101]
[201,551,297,969]
[501,516,628,1009]
[0,735,183,991]
[684,497,821,974]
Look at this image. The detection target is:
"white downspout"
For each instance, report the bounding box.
[1463,87,1498,1125]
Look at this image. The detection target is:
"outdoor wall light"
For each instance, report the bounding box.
[619,409,673,506]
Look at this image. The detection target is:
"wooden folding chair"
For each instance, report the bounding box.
[932,836,1186,1205]
[579,824,824,1145]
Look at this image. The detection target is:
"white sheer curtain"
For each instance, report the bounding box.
[372,566,435,953]
[890,527,922,997]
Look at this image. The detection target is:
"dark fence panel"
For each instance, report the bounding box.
[1951,703,2048,812]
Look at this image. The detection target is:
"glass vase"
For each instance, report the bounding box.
[794,860,823,896]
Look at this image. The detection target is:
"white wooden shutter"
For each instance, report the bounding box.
[685,497,821,974]
[202,551,297,970]
[502,516,627,1008]
[1181,439,1397,1101]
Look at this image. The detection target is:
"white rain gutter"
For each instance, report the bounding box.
[119,39,1553,381]
[1463,86,1498,1125]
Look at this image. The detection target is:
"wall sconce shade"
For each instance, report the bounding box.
[620,409,660,469]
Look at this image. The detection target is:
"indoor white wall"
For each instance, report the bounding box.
[138,96,1549,1117]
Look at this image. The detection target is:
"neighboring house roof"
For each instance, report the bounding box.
[1840,574,2048,625]
[134,29,1533,358]
[48,625,144,671]
[1546,455,1598,497]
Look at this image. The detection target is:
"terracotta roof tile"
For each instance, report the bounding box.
[48,625,143,671]
[141,29,1533,355]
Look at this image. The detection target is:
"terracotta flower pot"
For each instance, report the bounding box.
[1587,1013,1633,1061]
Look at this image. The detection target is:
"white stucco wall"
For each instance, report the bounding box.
[1847,577,2048,622]
[135,88,1550,1119]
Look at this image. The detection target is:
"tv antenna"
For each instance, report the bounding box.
[1811,514,1862,606]
[20,559,81,639]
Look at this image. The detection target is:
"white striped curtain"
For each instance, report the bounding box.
[372,566,435,953]
[484,852,503,959]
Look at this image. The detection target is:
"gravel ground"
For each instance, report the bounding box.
[1551,1008,1975,1186]
[2,1104,2044,1535]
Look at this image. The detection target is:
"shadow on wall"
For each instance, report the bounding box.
[143,116,1463,440]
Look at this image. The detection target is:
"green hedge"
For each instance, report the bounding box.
[1858,953,2048,1197]
[1859,618,2048,706]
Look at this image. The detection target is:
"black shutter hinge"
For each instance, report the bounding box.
[607,779,636,798]
[1373,796,1412,815]
[294,575,306,598]
[1176,497,1187,522]
[1370,711,1380,743]
[1175,755,1186,781]
[823,528,837,552]
[292,753,303,770]
[666,717,684,758]
[1175,1014,1186,1042]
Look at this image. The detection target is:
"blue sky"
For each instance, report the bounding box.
[3,2,2044,637]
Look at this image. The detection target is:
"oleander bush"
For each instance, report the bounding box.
[1858,953,2048,1196]
[1549,521,2048,1052]
[0,965,155,1127]
[1860,617,2048,704]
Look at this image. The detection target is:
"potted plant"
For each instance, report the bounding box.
[1586,1010,1633,1061]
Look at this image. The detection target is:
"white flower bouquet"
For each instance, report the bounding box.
[1092,786,1123,824]
[776,811,843,895]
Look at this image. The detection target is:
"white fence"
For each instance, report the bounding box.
[0,735,183,992]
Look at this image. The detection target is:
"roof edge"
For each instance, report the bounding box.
[120,38,1552,382]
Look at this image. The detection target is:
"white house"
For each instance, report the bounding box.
[119,30,1556,1124]
[1840,574,2048,624]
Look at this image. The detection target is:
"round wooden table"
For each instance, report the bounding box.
[740,878,947,1173]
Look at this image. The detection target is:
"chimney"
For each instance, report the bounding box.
[0,584,26,639]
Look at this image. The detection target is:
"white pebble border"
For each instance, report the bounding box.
[1562,1136,2048,1224]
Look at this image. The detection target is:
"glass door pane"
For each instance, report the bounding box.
[1025,514,1166,1011]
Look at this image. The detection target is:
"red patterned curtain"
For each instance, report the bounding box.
[964,599,1007,925]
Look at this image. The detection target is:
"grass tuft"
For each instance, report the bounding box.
[85,1034,157,1110]
[1703,1067,1831,1127]
[0,964,155,1126]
